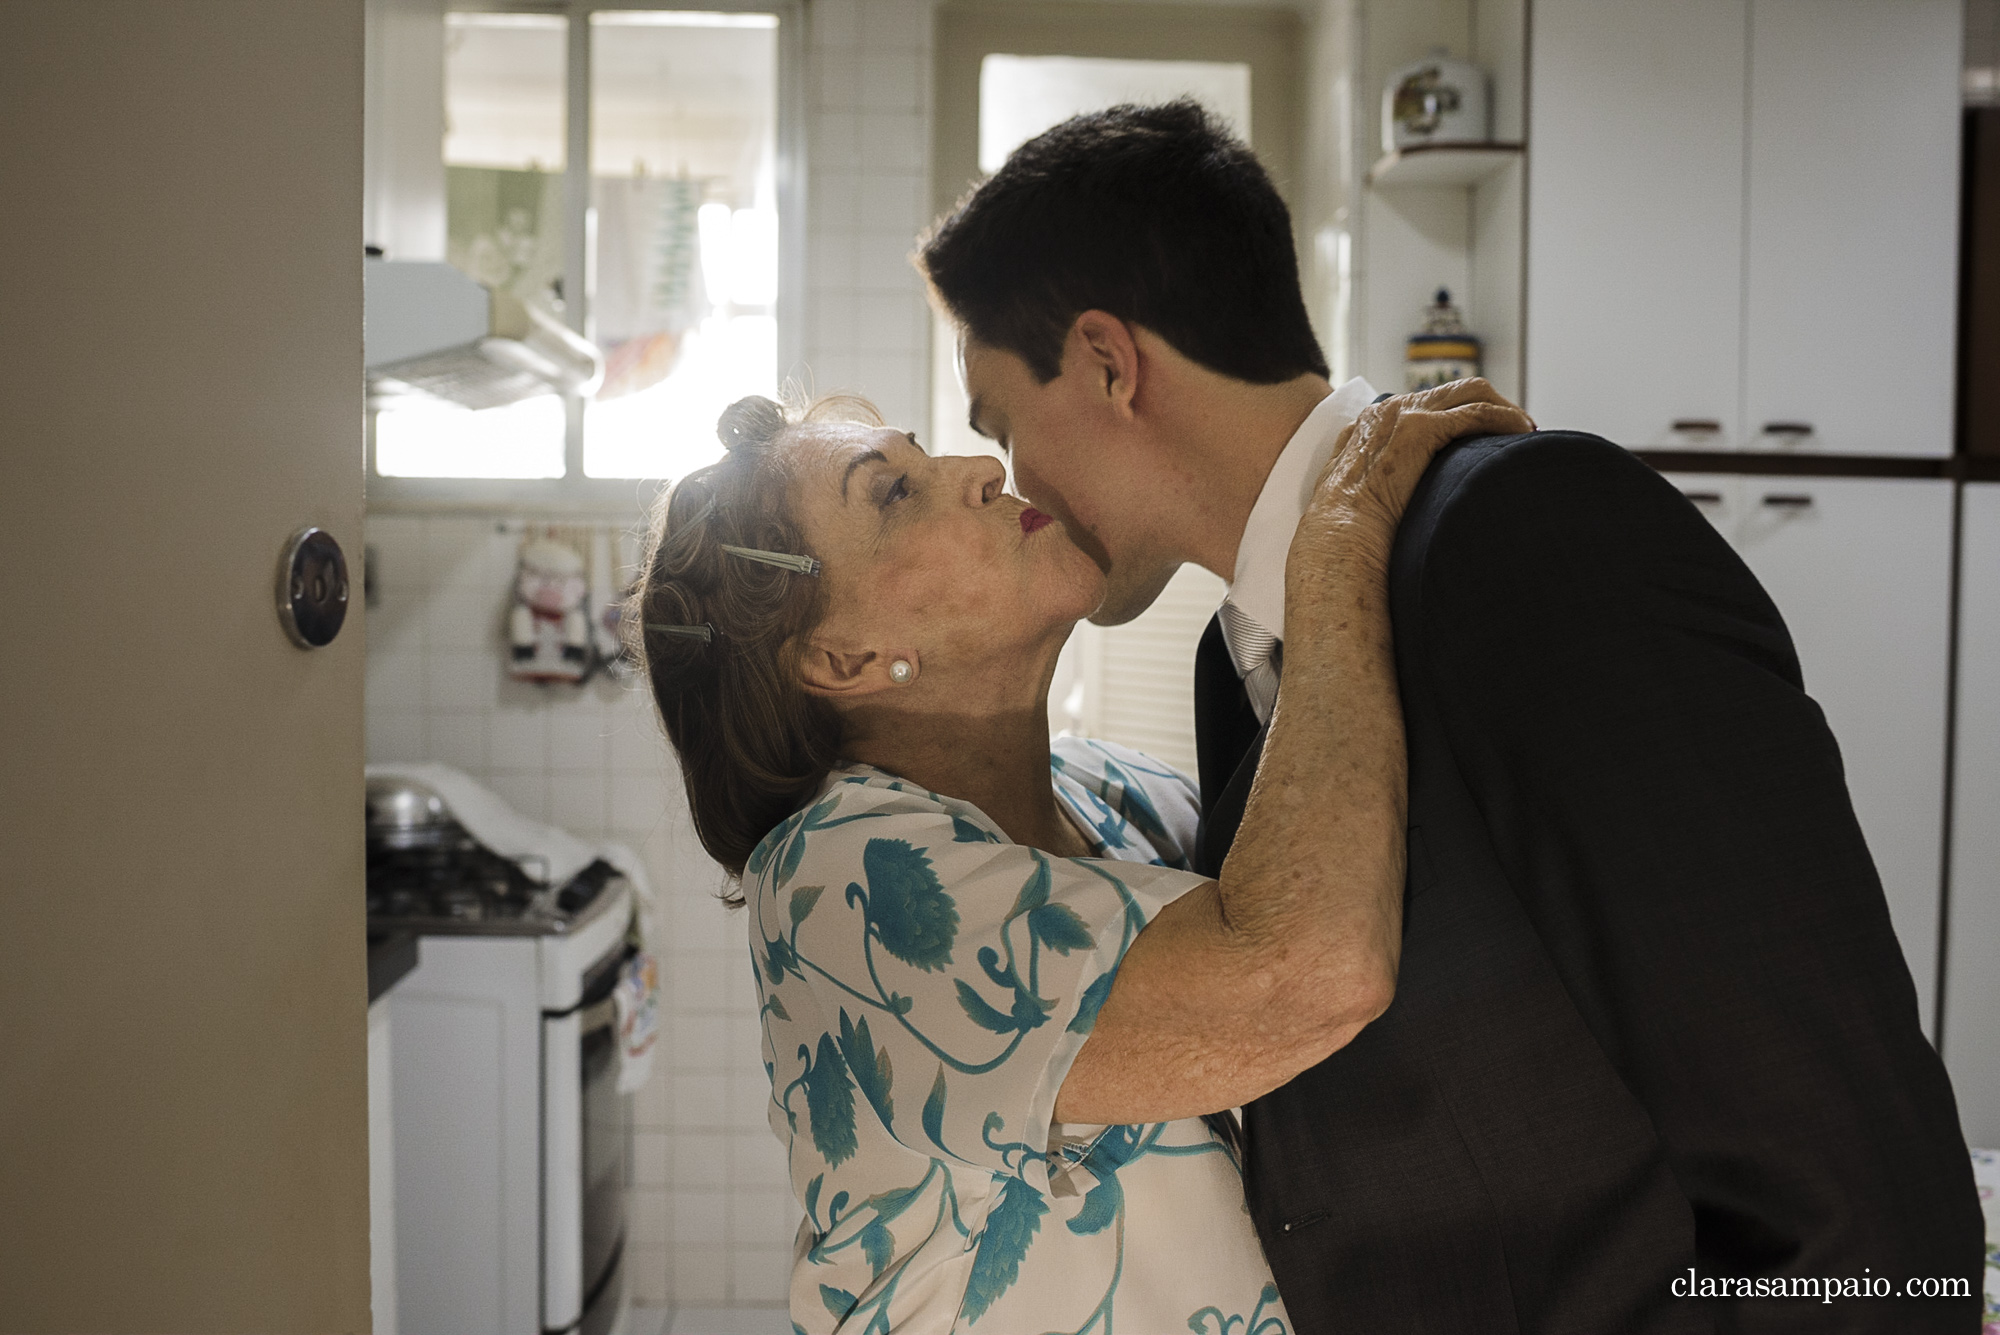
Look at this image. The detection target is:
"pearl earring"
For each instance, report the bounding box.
[889,659,915,685]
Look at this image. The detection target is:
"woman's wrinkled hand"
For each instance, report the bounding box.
[1292,378,1534,576]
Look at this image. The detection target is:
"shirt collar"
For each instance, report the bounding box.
[1221,376,1378,662]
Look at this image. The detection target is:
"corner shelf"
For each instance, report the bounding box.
[1367,142,1524,189]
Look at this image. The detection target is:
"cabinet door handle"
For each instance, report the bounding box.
[1760,493,1815,510]
[1672,419,1722,433]
[1761,422,1815,437]
[1680,490,1724,505]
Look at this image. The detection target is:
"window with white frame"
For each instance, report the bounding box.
[373,6,796,492]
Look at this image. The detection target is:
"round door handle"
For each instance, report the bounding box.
[277,527,349,648]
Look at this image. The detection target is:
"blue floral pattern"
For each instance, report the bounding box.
[751,737,1293,1334]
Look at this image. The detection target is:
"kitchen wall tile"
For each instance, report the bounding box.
[670,889,738,952]
[859,112,924,174]
[365,709,427,765]
[807,230,859,292]
[486,705,549,771]
[485,769,550,823]
[672,1073,728,1129]
[423,518,499,586]
[626,1246,672,1306]
[858,0,924,53]
[629,1186,671,1245]
[811,0,861,49]
[729,1188,800,1248]
[729,1070,775,1127]
[673,1245,731,1306]
[722,949,761,1014]
[549,769,608,836]
[424,585,503,650]
[673,1134,730,1188]
[672,1012,733,1072]
[633,1130,672,1189]
[810,111,863,176]
[633,1063,672,1130]
[814,46,860,110]
[856,170,925,237]
[548,704,610,770]
[729,1247,795,1305]
[672,1188,729,1246]
[424,650,499,711]
[365,651,425,715]
[860,49,921,112]
[426,710,490,774]
[364,516,426,591]
[853,231,923,291]
[811,168,862,234]
[365,590,426,660]
[608,707,669,772]
[610,769,673,843]
[727,1130,793,1193]
[671,952,729,1014]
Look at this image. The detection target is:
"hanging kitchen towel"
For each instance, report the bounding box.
[595,833,661,1092]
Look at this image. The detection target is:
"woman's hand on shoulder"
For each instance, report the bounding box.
[1293,379,1534,578]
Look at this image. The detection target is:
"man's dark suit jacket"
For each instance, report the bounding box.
[1193,431,1982,1333]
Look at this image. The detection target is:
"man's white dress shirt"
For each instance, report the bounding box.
[1217,375,1378,724]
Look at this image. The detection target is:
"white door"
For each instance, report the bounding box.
[1525,0,1748,451]
[0,5,370,1330]
[1742,0,1961,457]
[1730,476,1955,1034]
[1945,484,2000,1145]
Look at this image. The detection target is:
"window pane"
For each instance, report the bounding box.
[444,13,566,315]
[375,396,569,478]
[584,11,781,480]
[977,55,1252,172]
[375,13,568,480]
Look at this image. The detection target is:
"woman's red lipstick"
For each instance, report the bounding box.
[1020,507,1053,535]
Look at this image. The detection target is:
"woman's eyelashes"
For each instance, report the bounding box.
[878,473,911,509]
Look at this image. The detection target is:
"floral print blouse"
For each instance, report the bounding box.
[748,736,1292,1335]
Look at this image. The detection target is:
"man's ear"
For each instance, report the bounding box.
[1069,310,1141,420]
[798,641,910,698]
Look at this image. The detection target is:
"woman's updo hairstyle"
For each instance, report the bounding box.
[630,391,883,885]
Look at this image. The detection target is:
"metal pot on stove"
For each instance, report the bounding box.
[366,776,460,850]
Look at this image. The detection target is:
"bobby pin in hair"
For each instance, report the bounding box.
[720,544,822,577]
[646,622,715,644]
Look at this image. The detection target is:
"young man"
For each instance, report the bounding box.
[919,100,1981,1333]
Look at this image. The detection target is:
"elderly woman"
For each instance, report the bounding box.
[632,386,1529,1334]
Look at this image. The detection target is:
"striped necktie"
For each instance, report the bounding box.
[1217,599,1282,725]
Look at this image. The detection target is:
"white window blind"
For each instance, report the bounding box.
[1070,563,1226,780]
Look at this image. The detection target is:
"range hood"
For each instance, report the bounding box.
[364,258,603,411]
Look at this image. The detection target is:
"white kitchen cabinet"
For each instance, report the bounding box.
[1526,0,1748,451]
[1526,0,1959,457]
[1742,0,1961,457]
[1664,472,1953,1031]
[1735,477,1954,1032]
[1945,485,2000,1145]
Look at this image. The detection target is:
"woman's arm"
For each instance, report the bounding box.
[1055,380,1533,1125]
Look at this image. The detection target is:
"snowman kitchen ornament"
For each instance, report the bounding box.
[509,537,592,683]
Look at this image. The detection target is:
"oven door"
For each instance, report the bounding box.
[543,949,631,1335]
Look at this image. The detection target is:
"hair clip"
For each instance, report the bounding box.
[645,622,714,644]
[720,544,821,577]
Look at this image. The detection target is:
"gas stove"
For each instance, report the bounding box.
[366,833,620,936]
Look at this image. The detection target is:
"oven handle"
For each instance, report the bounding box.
[578,992,618,1038]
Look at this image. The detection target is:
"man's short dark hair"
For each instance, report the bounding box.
[918,99,1327,385]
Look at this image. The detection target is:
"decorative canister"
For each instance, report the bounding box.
[1405,288,1481,392]
[1382,53,1491,155]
